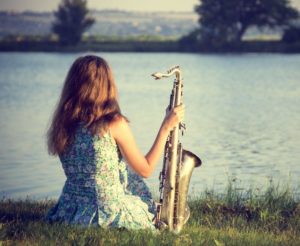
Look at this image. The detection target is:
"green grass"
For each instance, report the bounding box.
[1,183,299,245]
[1,35,300,53]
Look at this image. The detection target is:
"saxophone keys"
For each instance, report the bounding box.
[180,123,186,130]
[179,123,186,136]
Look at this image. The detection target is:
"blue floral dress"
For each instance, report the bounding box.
[45,124,156,230]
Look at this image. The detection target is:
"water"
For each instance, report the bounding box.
[0,52,299,199]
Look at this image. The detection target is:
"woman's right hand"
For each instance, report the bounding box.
[162,104,185,132]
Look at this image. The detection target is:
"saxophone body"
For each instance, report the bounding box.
[152,66,202,233]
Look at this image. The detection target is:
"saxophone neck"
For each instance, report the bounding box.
[152,66,181,80]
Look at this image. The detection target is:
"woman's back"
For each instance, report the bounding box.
[61,124,123,197]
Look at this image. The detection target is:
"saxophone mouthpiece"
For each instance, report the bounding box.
[152,72,163,80]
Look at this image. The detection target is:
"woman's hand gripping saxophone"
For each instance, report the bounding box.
[161,104,185,133]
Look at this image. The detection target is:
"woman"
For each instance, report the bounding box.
[45,55,184,230]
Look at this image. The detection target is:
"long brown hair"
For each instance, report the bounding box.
[47,55,124,155]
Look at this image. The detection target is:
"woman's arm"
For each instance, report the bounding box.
[110,105,184,178]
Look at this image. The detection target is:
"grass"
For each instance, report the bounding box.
[0,183,299,245]
[0,39,180,53]
[1,35,300,53]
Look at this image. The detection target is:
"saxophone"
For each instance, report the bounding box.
[152,66,202,233]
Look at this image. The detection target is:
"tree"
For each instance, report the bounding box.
[282,25,300,42]
[52,0,95,45]
[195,0,299,46]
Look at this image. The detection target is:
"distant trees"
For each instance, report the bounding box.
[52,0,95,45]
[282,25,300,42]
[186,0,299,48]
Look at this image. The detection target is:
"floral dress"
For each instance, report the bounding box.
[45,124,156,230]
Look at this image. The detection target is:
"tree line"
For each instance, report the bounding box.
[53,0,300,48]
[182,0,300,49]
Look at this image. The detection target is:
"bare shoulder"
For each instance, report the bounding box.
[109,115,130,139]
[109,115,128,129]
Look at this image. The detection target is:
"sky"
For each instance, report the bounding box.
[0,0,299,12]
[0,0,199,12]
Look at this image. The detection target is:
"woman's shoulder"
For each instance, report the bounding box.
[110,115,128,126]
[109,115,130,140]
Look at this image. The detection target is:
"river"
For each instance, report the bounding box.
[0,52,299,199]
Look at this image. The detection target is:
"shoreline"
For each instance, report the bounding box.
[0,40,300,53]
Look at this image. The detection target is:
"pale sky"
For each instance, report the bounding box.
[0,0,299,12]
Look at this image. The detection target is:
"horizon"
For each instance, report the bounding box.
[0,0,199,12]
[0,0,300,13]
[0,8,198,14]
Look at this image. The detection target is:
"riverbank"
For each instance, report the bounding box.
[1,185,299,245]
[0,39,300,53]
[0,40,179,52]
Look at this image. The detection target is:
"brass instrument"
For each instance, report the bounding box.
[152,66,202,233]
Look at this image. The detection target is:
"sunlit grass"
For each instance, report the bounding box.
[1,182,299,245]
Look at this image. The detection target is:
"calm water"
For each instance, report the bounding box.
[0,52,299,199]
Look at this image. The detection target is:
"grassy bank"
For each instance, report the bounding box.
[0,40,179,53]
[1,184,299,245]
[0,38,300,53]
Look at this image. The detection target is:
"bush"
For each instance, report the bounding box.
[282,26,300,43]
